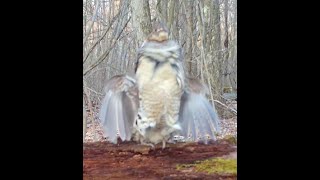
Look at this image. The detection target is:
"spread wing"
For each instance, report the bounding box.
[178,78,221,143]
[98,75,139,143]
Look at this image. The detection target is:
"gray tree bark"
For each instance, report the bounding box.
[131,0,152,45]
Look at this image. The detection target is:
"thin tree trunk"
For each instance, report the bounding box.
[184,0,194,75]
[168,0,175,34]
[83,0,100,46]
[210,0,222,95]
[83,96,87,142]
[223,0,231,90]
[131,0,152,45]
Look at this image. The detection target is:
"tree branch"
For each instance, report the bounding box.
[83,16,131,76]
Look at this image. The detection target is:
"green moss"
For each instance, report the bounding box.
[195,158,237,175]
[224,135,237,145]
[176,158,237,175]
[176,164,195,170]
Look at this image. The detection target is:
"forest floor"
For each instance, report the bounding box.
[84,139,236,180]
[83,101,237,179]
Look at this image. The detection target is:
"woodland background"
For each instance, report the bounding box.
[83,0,237,140]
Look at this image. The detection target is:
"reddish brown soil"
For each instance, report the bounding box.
[83,140,237,179]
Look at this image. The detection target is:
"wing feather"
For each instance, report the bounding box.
[178,78,220,143]
[98,75,138,143]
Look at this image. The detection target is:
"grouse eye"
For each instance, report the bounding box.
[137,114,141,119]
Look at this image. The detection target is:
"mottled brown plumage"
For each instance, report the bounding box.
[147,22,169,42]
[98,24,220,148]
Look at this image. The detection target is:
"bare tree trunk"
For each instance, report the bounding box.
[162,0,168,23]
[210,0,222,96]
[213,0,222,60]
[83,96,87,142]
[184,0,195,75]
[204,0,212,52]
[131,0,152,46]
[156,0,169,24]
[83,0,100,47]
[171,0,181,41]
[224,0,229,51]
[167,0,175,34]
[222,0,231,90]
[230,0,237,91]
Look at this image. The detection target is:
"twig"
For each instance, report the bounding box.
[83,0,100,46]
[83,12,121,63]
[213,100,237,115]
[83,16,131,76]
[84,64,123,78]
[84,86,104,96]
